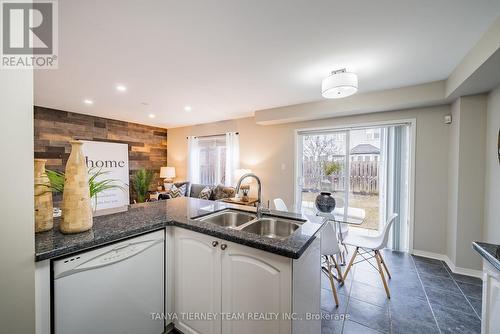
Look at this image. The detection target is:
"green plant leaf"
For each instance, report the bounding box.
[323,161,343,176]
[88,167,125,199]
[131,169,154,203]
[42,168,126,201]
[43,169,65,193]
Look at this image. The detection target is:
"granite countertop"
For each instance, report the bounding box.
[473,241,500,271]
[35,197,325,262]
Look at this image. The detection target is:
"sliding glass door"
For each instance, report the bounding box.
[297,124,411,251]
[347,128,383,230]
[300,131,348,212]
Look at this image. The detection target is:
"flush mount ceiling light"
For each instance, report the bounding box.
[148,114,156,118]
[321,68,358,99]
[83,99,93,105]
[184,105,192,112]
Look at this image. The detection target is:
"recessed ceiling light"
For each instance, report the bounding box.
[83,99,93,105]
[116,85,127,92]
[184,105,192,112]
[148,114,156,118]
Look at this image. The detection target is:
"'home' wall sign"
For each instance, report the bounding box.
[82,141,130,211]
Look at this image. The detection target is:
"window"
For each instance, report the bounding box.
[188,132,239,186]
[198,136,226,185]
[366,129,380,140]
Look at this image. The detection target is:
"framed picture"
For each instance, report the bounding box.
[81,141,130,211]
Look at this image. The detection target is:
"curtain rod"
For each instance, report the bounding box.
[186,132,239,139]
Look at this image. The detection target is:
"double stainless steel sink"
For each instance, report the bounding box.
[195,209,303,240]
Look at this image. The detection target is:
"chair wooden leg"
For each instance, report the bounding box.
[377,251,392,279]
[375,250,391,299]
[325,256,339,307]
[330,255,344,284]
[342,247,358,280]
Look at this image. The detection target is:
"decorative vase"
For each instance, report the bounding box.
[60,140,93,234]
[315,191,336,213]
[34,159,53,233]
[241,185,250,202]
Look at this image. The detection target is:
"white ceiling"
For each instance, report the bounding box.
[34,0,500,128]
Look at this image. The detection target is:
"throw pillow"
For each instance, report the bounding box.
[177,183,187,196]
[198,186,212,200]
[169,185,182,198]
[212,184,236,200]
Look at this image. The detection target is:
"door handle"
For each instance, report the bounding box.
[220,244,227,250]
[212,241,219,247]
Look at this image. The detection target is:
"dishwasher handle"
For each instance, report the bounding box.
[54,238,163,280]
[113,243,132,251]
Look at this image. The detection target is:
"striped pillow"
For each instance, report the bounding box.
[198,186,212,200]
[169,185,183,198]
[177,183,187,196]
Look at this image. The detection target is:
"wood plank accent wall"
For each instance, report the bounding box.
[34,106,168,203]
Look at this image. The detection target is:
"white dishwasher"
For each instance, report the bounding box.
[53,230,165,334]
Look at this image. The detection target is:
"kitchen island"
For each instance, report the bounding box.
[473,241,500,334]
[35,197,325,334]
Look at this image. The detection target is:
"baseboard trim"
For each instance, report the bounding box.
[412,249,448,261]
[411,249,482,279]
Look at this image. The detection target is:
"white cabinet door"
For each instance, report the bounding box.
[174,228,221,334]
[221,241,292,334]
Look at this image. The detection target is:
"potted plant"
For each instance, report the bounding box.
[323,161,342,177]
[131,169,154,203]
[43,167,125,209]
[315,161,343,213]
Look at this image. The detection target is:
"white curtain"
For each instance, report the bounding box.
[225,132,240,186]
[384,125,410,251]
[187,136,200,184]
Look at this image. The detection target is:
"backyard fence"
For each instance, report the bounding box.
[303,160,380,195]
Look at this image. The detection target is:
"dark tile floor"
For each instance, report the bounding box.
[321,250,483,334]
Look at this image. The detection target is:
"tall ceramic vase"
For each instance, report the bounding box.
[60,140,93,234]
[34,159,53,232]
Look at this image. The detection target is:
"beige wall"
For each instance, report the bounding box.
[446,95,486,270]
[0,70,35,332]
[484,86,500,244]
[168,105,451,255]
[456,96,486,270]
[447,100,460,264]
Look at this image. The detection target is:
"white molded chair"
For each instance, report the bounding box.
[342,214,398,298]
[273,198,288,212]
[321,221,344,306]
[332,206,366,223]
